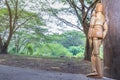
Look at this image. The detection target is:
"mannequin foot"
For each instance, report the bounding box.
[87,72,98,77]
[88,75,103,79]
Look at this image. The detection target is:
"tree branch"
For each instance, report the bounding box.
[55,15,83,31]
[70,0,83,25]
[5,0,13,47]
[83,0,100,24]
[79,0,88,9]
[46,0,83,31]
[13,0,18,30]
[14,16,33,32]
[5,0,13,31]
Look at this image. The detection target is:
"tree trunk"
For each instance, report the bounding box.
[83,22,92,61]
[1,45,8,54]
[0,36,2,53]
[102,0,120,79]
[84,37,92,61]
[0,33,12,54]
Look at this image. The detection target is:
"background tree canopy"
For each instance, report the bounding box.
[0,0,101,59]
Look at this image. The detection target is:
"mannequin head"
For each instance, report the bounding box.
[95,3,103,12]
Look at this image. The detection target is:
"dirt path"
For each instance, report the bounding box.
[0,54,92,74]
[0,65,114,80]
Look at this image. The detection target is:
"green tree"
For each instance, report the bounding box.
[8,26,47,54]
[0,0,44,54]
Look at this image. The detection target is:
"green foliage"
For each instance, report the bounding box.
[60,0,67,4]
[75,52,84,58]
[35,43,72,57]
[26,43,34,55]
[8,30,86,58]
[8,43,34,55]
[100,45,103,59]
[21,11,44,26]
[0,8,9,32]
[59,30,85,48]
[8,46,16,54]
[0,8,8,17]
[46,30,86,49]
[68,46,84,55]
[85,0,93,4]
[0,8,44,29]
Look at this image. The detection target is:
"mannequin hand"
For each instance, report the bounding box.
[102,36,105,39]
[102,32,106,39]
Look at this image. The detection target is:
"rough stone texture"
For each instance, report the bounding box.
[0,65,114,80]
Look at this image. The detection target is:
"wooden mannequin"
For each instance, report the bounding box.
[87,3,108,78]
[88,11,96,48]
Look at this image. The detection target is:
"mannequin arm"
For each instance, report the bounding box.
[103,22,108,39]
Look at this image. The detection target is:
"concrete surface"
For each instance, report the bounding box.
[0,65,115,80]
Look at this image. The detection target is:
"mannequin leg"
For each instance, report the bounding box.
[87,38,97,76]
[95,39,103,77]
[91,38,102,78]
[87,38,103,78]
[87,52,98,76]
[91,52,97,73]
[89,38,96,73]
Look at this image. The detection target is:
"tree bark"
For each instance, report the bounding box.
[0,36,2,53]
[0,0,14,54]
[102,0,120,79]
[84,37,92,61]
[1,44,8,54]
[83,22,92,61]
